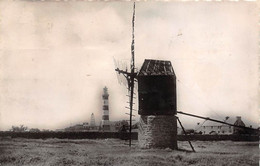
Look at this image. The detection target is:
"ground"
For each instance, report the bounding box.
[0,138,258,166]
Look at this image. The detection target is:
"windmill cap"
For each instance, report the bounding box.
[138,59,176,76]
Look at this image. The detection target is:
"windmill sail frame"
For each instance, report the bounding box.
[114,2,137,147]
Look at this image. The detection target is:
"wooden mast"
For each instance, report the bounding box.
[115,2,137,147]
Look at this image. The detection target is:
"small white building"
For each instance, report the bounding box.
[195,116,247,135]
[196,124,233,135]
[195,116,245,135]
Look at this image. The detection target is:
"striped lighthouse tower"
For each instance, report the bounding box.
[101,86,110,131]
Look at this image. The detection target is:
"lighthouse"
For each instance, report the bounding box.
[101,86,110,131]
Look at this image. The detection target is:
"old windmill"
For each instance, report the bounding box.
[114,2,258,150]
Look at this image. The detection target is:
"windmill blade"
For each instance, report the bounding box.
[113,57,130,87]
[134,81,138,92]
[114,2,137,147]
[113,57,120,84]
[119,59,129,87]
[113,57,122,85]
[130,2,135,71]
[113,56,118,69]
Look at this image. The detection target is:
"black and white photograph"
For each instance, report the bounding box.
[0,0,259,165]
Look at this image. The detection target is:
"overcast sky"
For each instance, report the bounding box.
[0,1,258,130]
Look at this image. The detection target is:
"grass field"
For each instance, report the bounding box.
[0,138,258,166]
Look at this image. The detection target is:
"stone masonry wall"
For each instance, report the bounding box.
[138,115,177,149]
